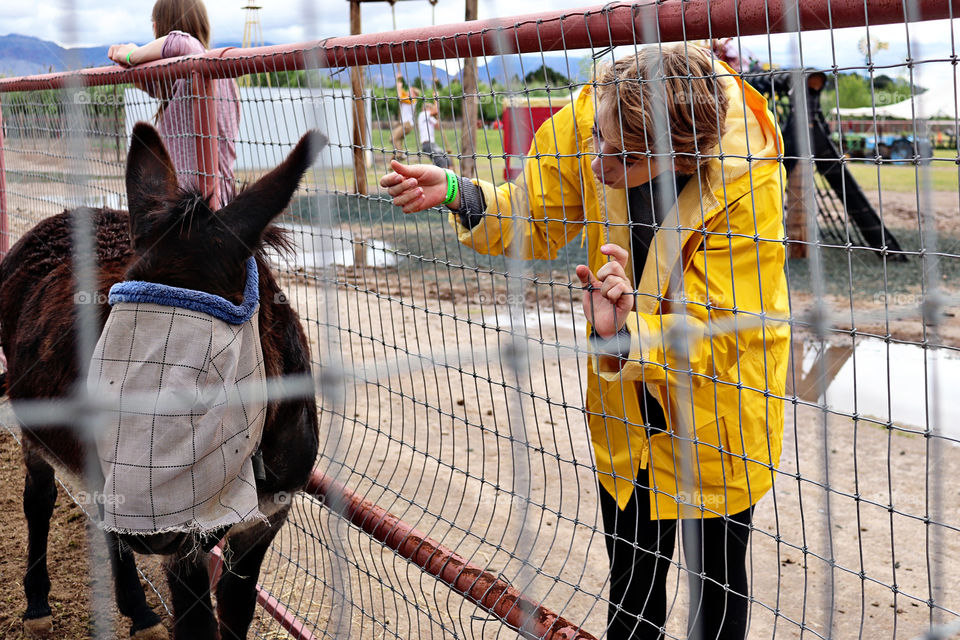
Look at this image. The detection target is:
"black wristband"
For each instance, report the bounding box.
[454,177,485,229]
[590,325,632,359]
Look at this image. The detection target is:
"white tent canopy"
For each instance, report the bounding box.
[836,87,958,120]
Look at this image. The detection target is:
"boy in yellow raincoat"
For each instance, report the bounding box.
[381,43,789,640]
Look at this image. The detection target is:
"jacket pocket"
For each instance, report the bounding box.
[692,416,738,485]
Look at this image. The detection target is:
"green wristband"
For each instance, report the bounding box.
[442,170,458,205]
[126,50,134,66]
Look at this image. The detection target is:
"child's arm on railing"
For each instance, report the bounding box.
[108,31,206,67]
[107,37,169,66]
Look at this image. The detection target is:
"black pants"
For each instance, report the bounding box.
[420,142,451,169]
[599,468,754,640]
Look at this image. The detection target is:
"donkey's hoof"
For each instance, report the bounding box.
[131,623,168,640]
[22,615,53,639]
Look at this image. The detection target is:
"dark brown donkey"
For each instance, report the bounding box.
[0,123,323,639]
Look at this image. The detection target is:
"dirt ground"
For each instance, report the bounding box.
[1,148,958,637]
[0,423,173,639]
[0,263,958,638]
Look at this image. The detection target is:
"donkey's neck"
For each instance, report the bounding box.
[111,257,260,325]
[125,257,251,305]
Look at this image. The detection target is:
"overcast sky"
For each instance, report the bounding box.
[1,1,957,77]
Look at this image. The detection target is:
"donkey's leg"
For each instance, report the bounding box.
[164,549,218,640]
[216,504,290,640]
[22,446,57,638]
[105,533,167,639]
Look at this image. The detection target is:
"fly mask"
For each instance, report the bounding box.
[88,257,267,535]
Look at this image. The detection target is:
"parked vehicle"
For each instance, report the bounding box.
[832,130,932,161]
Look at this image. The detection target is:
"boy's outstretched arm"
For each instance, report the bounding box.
[380,160,459,212]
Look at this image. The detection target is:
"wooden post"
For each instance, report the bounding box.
[350,0,368,195]
[459,0,479,179]
[353,236,367,267]
[786,162,811,259]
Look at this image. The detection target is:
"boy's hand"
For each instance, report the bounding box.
[380,160,453,213]
[108,43,138,65]
[576,244,634,339]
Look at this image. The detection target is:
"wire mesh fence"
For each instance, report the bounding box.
[0,1,958,639]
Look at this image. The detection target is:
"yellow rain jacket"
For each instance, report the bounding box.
[449,62,790,519]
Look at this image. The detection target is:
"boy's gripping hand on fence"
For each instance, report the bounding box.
[380,160,461,212]
[575,244,634,340]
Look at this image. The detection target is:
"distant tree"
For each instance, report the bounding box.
[578,56,596,83]
[820,71,917,112]
[872,74,895,91]
[523,64,569,89]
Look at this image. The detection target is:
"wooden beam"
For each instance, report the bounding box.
[350,0,368,195]
[459,0,478,179]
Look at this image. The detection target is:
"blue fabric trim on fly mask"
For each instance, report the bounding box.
[108,256,260,325]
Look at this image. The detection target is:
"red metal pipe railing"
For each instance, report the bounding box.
[305,470,599,640]
[203,469,597,638]
[209,545,317,640]
[0,0,957,93]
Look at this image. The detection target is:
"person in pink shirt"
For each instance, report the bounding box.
[108,0,240,208]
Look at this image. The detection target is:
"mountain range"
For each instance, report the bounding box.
[0,33,589,86]
[0,33,250,77]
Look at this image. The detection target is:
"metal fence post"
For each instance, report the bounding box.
[192,71,220,210]
[0,99,8,257]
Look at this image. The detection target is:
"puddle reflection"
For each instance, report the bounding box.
[791,337,959,438]
[270,224,400,270]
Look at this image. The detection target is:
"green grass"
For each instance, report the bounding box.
[369,126,505,158]
[846,159,959,193]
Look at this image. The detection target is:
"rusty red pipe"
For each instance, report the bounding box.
[206,471,597,639]
[209,544,317,640]
[305,470,598,640]
[0,0,957,93]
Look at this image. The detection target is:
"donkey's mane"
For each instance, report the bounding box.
[157,188,296,259]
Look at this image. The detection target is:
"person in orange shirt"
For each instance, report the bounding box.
[391,72,421,159]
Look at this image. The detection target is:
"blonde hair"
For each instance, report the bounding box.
[595,43,728,175]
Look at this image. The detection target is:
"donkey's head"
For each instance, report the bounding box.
[124,123,326,301]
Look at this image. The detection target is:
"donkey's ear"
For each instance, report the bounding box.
[126,122,177,234]
[221,130,327,253]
